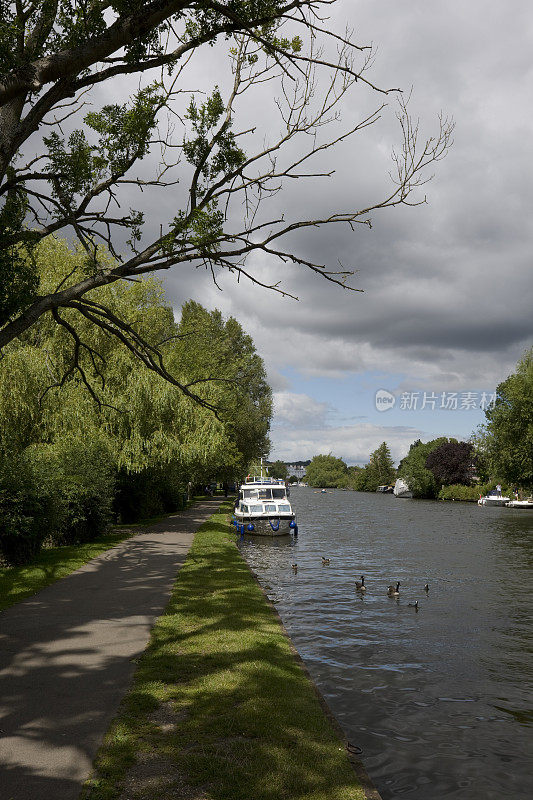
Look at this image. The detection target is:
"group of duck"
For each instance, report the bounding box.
[291,559,429,611]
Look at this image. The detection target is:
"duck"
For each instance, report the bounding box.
[387,581,400,596]
[424,583,429,592]
[322,556,331,565]
[291,563,298,572]
[355,575,366,592]
[408,600,419,610]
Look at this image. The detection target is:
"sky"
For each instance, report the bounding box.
[87,1,533,465]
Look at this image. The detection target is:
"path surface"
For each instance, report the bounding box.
[0,498,223,800]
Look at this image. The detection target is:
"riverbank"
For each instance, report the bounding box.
[82,501,374,800]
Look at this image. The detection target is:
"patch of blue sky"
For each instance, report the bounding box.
[280,366,490,442]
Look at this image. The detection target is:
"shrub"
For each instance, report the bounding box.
[438,484,480,502]
[0,455,54,565]
[114,464,186,524]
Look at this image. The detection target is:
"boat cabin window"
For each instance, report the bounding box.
[243,487,286,501]
[264,503,276,512]
[249,504,263,513]
[278,504,291,512]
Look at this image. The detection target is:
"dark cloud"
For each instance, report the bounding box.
[80,1,531,415]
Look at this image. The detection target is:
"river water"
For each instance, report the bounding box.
[237,488,533,800]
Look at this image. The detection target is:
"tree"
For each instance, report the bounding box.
[0,235,272,558]
[0,1,453,401]
[305,454,347,487]
[268,460,287,480]
[483,347,533,490]
[425,440,474,486]
[353,442,395,492]
[397,438,447,498]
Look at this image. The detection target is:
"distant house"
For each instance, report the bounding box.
[287,464,307,480]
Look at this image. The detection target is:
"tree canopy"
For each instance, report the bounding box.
[305,454,347,487]
[482,347,533,490]
[0,0,453,399]
[397,438,448,499]
[268,460,288,480]
[425,440,474,487]
[355,441,395,491]
[0,234,271,561]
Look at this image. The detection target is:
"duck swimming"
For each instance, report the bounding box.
[291,564,298,572]
[322,557,331,565]
[387,581,400,596]
[355,576,366,591]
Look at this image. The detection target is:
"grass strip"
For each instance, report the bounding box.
[0,528,136,612]
[82,502,367,800]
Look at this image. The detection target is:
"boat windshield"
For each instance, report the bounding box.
[243,487,286,501]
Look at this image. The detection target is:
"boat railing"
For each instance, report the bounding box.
[244,476,285,485]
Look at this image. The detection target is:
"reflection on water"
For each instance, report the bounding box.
[238,488,533,800]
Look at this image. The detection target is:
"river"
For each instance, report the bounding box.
[237,487,533,800]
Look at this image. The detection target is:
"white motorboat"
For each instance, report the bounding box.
[477,492,510,507]
[393,478,413,498]
[505,499,533,509]
[233,465,297,536]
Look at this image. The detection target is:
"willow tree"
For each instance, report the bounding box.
[0,1,453,401]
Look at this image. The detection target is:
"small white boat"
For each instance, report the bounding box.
[505,499,533,509]
[478,492,510,507]
[233,462,297,536]
[393,478,413,498]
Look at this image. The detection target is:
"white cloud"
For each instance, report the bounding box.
[273,391,329,428]
[270,419,426,466]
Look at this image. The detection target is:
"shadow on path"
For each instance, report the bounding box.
[0,499,222,800]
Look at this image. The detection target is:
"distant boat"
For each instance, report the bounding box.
[505,499,533,509]
[393,478,413,498]
[377,485,394,493]
[478,491,510,507]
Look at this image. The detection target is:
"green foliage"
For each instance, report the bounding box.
[268,460,287,480]
[182,87,246,203]
[85,84,163,175]
[348,443,395,492]
[483,347,533,490]
[398,438,448,498]
[0,182,39,325]
[0,455,52,565]
[44,129,97,212]
[0,236,271,563]
[305,454,347,488]
[438,484,481,502]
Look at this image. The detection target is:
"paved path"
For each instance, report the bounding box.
[0,499,223,800]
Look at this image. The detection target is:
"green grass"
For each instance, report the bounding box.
[82,502,367,800]
[0,528,136,612]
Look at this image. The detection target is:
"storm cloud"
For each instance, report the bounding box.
[51,1,531,462]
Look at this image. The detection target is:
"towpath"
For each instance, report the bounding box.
[0,498,223,800]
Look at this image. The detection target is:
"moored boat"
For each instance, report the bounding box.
[393,478,413,498]
[233,466,297,536]
[478,492,510,506]
[505,499,533,509]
